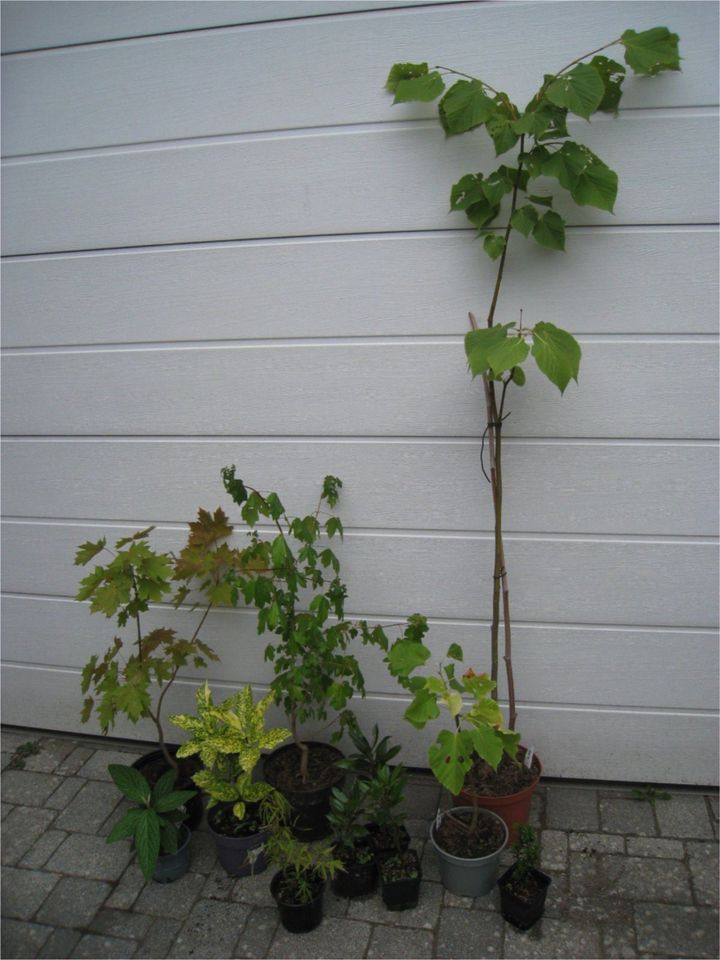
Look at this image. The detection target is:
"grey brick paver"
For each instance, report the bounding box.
[172,898,251,958]
[1,771,61,808]
[347,879,442,929]
[133,870,205,919]
[22,739,76,773]
[44,776,85,810]
[233,906,279,959]
[89,907,153,940]
[104,860,147,910]
[655,795,715,839]
[635,903,719,959]
[135,917,182,959]
[626,836,683,859]
[45,832,132,881]
[601,923,638,959]
[76,748,146,781]
[504,916,602,958]
[368,924,434,958]
[267,916,372,959]
[35,876,112,928]
[1,806,58,866]
[540,829,567,871]
[435,906,503,958]
[19,830,68,870]
[569,831,624,854]
[53,780,122,834]
[74,933,139,958]
[546,787,599,831]
[599,797,657,836]
[614,856,693,903]
[1,866,60,921]
[37,926,82,959]
[55,746,94,776]
[1,918,52,958]
[686,840,720,906]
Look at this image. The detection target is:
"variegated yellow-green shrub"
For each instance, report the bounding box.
[170,682,290,826]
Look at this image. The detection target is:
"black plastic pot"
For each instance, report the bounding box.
[270,870,325,933]
[331,850,378,898]
[132,747,204,831]
[379,848,422,912]
[366,823,410,862]
[152,825,192,884]
[207,805,268,878]
[263,741,344,841]
[498,865,552,930]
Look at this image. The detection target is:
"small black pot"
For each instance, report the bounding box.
[263,742,344,841]
[366,823,410,862]
[132,748,204,831]
[380,848,422,912]
[270,870,325,933]
[331,848,378,898]
[498,865,552,930]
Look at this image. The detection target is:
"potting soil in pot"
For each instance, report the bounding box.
[435,808,505,858]
[264,744,342,792]
[208,804,260,837]
[463,752,538,797]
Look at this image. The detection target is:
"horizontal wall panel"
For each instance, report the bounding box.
[3,341,717,440]
[2,228,717,347]
[2,439,717,537]
[1,1,440,53]
[2,664,717,783]
[4,595,717,710]
[3,521,717,628]
[3,2,716,154]
[3,115,717,256]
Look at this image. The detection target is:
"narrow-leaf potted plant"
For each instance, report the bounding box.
[106,763,197,883]
[221,467,422,840]
[385,26,681,836]
[498,824,551,930]
[75,510,241,826]
[169,681,290,876]
[386,629,516,897]
[266,828,344,933]
[327,778,378,898]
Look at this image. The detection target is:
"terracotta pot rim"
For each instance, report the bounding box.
[458,749,542,804]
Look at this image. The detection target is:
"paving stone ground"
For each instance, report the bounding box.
[1,727,717,959]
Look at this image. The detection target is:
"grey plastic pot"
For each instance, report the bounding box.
[152,824,192,884]
[430,806,508,897]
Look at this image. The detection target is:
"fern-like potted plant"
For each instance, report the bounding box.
[266,829,344,933]
[385,25,681,836]
[106,764,197,884]
[75,509,240,827]
[221,467,422,840]
[498,824,551,930]
[170,681,290,876]
[387,629,516,897]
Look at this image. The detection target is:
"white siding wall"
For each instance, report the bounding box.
[2,0,718,784]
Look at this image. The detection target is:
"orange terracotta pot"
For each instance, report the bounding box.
[454,751,542,845]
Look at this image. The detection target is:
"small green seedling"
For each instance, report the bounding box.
[631,786,672,809]
[7,740,42,770]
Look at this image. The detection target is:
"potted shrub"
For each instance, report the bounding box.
[386,632,515,896]
[75,509,242,826]
[169,681,290,876]
[385,26,681,834]
[266,828,344,933]
[327,779,378,898]
[498,824,551,930]
[106,763,197,883]
[221,467,422,840]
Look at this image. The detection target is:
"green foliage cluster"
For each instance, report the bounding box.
[327,779,374,859]
[509,823,542,889]
[169,681,290,827]
[220,466,424,780]
[267,829,344,904]
[631,786,672,809]
[386,635,519,794]
[106,764,196,880]
[7,740,42,770]
[75,511,239,766]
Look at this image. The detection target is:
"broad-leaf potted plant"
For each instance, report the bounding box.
[169,681,290,876]
[75,510,241,826]
[221,467,422,840]
[266,828,344,933]
[327,778,377,898]
[498,824,551,930]
[387,630,516,897]
[106,763,197,883]
[385,26,681,836]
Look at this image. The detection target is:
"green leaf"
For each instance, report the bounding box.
[449,174,500,228]
[134,809,161,880]
[545,63,604,119]
[510,204,539,238]
[113,682,151,723]
[221,465,248,506]
[388,639,431,677]
[621,27,681,76]
[404,688,440,728]
[468,724,504,770]
[531,210,566,251]
[541,142,617,212]
[106,808,146,844]
[464,324,512,378]
[439,80,496,135]
[511,365,526,386]
[446,642,464,662]
[108,764,150,803]
[151,768,177,802]
[74,538,106,566]
[485,100,519,156]
[271,535,288,569]
[154,790,196,813]
[428,729,474,794]
[483,234,506,260]
[512,102,568,140]
[531,321,582,393]
[386,62,430,93]
[590,56,626,113]
[393,70,445,103]
[527,194,553,207]
[486,334,530,377]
